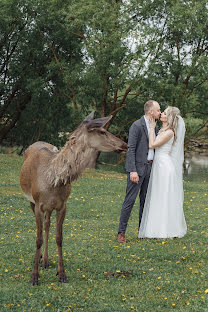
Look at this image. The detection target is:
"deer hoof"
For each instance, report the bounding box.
[58,272,67,283]
[31,274,39,286]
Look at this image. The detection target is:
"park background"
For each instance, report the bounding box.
[0,0,208,311]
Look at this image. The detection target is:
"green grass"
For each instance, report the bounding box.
[0,153,208,312]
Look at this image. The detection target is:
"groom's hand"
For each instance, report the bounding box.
[130,172,139,184]
[149,117,156,129]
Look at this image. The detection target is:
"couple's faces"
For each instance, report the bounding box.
[150,103,161,120]
[150,103,168,122]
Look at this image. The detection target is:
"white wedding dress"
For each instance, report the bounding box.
[138,126,187,239]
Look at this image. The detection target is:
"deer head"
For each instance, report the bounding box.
[82,114,128,153]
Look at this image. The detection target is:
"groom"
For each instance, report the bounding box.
[117,100,161,243]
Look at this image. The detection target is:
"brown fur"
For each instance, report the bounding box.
[20,116,127,285]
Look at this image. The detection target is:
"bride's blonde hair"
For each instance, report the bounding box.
[162,106,180,142]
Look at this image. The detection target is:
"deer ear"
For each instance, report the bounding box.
[86,116,112,130]
[83,111,95,121]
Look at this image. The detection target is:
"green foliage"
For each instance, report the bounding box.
[0,0,83,147]
[0,154,208,311]
[63,0,135,117]
[66,0,208,141]
[0,0,207,150]
[184,117,207,142]
[129,0,208,118]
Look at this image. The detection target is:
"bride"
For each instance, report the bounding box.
[138,106,187,239]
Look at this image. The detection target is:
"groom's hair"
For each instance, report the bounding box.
[144,100,156,113]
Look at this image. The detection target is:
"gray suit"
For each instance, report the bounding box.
[118,116,158,233]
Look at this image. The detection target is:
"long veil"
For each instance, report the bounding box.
[170,116,186,179]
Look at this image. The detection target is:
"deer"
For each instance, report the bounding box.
[20,112,128,285]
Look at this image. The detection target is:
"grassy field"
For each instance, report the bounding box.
[0,153,208,312]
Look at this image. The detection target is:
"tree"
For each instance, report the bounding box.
[62,0,148,166]
[64,0,208,166]
[1,0,207,161]
[127,0,208,116]
[0,0,83,148]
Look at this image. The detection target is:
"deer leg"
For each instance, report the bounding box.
[42,211,52,269]
[56,205,67,283]
[31,206,44,285]
[30,202,42,262]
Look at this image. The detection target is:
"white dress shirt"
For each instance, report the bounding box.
[144,116,154,161]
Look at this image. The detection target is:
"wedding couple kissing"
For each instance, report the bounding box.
[117,100,187,243]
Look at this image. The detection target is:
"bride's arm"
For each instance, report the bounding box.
[149,129,174,148]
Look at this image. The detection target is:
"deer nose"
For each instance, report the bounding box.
[117,143,128,153]
[124,144,128,152]
[123,142,128,151]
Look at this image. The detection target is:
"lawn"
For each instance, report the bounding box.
[0,153,208,312]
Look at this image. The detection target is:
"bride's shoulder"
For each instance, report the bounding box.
[166,129,174,136]
[164,129,174,141]
[159,129,174,138]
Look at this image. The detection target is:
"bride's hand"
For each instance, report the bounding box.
[149,117,156,129]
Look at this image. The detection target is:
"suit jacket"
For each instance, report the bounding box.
[125,116,158,176]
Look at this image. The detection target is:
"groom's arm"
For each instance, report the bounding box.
[126,122,141,173]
